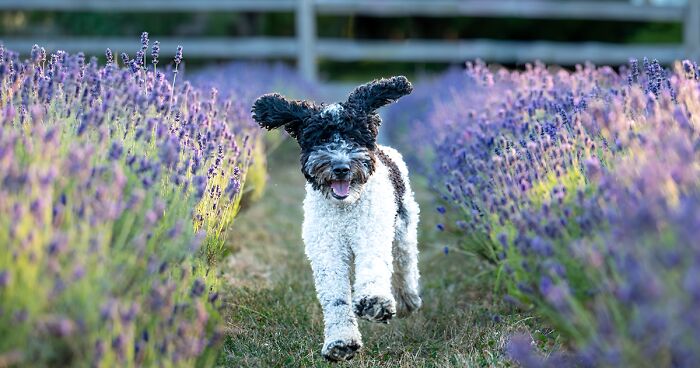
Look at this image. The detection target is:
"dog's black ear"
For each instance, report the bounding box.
[252,93,317,139]
[346,76,413,114]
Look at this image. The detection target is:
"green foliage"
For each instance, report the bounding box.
[240,139,268,206]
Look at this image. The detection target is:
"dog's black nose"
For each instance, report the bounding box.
[333,164,350,176]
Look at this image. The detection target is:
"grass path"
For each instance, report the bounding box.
[216,142,531,367]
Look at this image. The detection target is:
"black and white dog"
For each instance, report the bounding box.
[252,76,421,361]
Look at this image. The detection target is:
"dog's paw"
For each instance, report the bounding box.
[322,338,362,362]
[353,295,396,323]
[395,291,422,318]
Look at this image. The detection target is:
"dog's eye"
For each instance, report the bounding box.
[320,136,330,143]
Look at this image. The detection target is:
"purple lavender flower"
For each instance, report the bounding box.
[31,44,41,63]
[129,59,140,74]
[190,278,205,298]
[174,46,183,68]
[225,176,240,200]
[120,52,130,66]
[140,31,149,51]
[135,50,144,68]
[0,270,9,288]
[151,41,159,66]
[629,58,639,85]
[105,48,113,65]
[193,175,207,199]
[158,136,180,168]
[506,334,543,368]
[108,141,123,160]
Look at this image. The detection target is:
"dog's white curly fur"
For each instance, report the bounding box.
[302,145,421,360]
[252,76,418,361]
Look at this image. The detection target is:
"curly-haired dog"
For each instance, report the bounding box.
[252,76,421,361]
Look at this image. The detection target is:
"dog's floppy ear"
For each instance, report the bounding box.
[252,93,317,139]
[346,76,413,114]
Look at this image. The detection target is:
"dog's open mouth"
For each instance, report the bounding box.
[330,180,351,199]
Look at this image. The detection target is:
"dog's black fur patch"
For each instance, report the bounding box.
[345,75,413,115]
[377,149,407,220]
[252,93,319,139]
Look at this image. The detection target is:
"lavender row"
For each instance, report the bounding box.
[0,34,259,366]
[387,59,700,366]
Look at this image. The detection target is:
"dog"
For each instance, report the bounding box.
[252,76,421,362]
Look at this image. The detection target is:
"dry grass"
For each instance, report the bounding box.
[215,141,537,367]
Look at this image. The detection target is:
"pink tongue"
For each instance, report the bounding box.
[331,180,350,197]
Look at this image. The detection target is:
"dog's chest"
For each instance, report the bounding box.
[302,163,397,241]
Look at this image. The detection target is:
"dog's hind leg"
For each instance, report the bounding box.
[392,194,422,317]
[305,233,362,361]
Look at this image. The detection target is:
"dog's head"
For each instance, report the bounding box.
[252,76,412,202]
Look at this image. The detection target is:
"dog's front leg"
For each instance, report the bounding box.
[351,236,397,323]
[305,236,362,361]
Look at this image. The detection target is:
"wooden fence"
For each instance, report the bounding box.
[0,0,698,82]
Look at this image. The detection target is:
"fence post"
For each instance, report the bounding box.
[685,0,700,62]
[296,0,318,82]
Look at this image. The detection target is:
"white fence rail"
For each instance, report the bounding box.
[0,0,698,82]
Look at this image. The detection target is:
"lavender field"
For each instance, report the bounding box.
[0,36,261,366]
[384,59,700,366]
[1,34,700,367]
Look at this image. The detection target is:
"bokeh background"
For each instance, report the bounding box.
[1,0,696,92]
